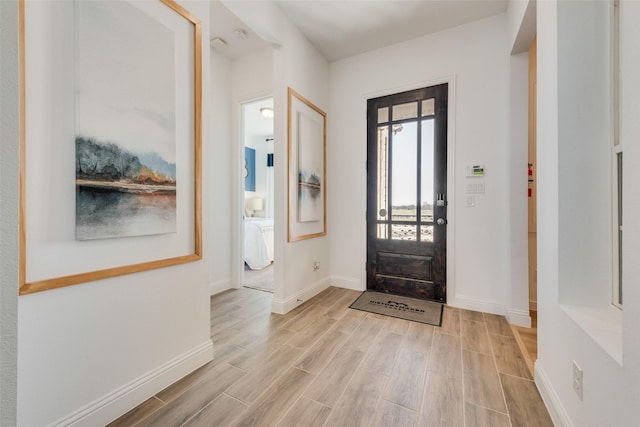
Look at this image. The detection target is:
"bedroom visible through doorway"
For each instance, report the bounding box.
[242,97,275,292]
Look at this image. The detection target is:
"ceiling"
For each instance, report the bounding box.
[243,98,274,143]
[211,0,508,62]
[210,1,271,60]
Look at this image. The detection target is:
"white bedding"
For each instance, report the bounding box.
[244,218,274,270]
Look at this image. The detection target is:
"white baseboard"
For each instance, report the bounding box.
[448,294,507,316]
[329,276,363,291]
[271,277,330,314]
[56,340,213,427]
[210,278,231,296]
[535,361,573,427]
[507,308,531,327]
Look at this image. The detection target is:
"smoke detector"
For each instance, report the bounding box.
[233,28,248,40]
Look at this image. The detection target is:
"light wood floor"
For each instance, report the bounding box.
[108,287,553,427]
[244,264,274,293]
[513,311,538,375]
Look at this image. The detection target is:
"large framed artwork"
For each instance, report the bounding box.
[19,0,202,294]
[287,88,327,242]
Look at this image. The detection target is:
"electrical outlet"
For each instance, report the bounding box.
[313,261,320,271]
[573,360,583,400]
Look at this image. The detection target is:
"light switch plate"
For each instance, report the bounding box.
[465,182,485,194]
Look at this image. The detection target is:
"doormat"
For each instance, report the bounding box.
[349,291,443,326]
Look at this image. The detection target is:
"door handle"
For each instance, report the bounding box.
[436,218,446,225]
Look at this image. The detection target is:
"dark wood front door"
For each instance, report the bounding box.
[366,84,448,302]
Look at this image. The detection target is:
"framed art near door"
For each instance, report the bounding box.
[19,0,203,295]
[287,88,327,242]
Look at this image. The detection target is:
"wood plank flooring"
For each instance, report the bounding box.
[244,264,274,293]
[513,311,538,375]
[108,287,553,427]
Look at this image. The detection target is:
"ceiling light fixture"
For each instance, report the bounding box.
[260,107,274,118]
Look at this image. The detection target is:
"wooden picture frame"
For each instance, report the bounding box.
[18,0,202,295]
[287,88,327,242]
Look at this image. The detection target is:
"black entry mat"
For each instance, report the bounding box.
[349,291,443,326]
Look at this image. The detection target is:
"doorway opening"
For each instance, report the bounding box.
[241,97,275,293]
[514,37,538,368]
[366,84,448,302]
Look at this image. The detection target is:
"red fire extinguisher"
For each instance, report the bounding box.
[528,163,533,198]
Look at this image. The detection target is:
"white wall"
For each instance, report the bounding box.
[16,1,214,425]
[0,0,20,424]
[223,1,331,313]
[557,0,612,307]
[535,0,640,424]
[328,14,511,314]
[231,47,274,103]
[620,0,640,421]
[209,49,233,294]
[273,22,331,314]
[507,0,536,54]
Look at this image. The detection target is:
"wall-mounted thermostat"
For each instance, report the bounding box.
[466,164,485,177]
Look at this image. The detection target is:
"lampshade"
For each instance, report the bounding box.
[248,197,264,211]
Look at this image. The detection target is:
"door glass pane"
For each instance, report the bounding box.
[617,152,623,226]
[391,122,417,221]
[420,226,434,242]
[378,107,389,123]
[392,224,416,241]
[421,98,435,116]
[421,119,435,222]
[392,102,418,121]
[377,126,389,221]
[617,152,623,304]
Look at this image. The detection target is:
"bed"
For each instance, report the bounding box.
[244,218,274,270]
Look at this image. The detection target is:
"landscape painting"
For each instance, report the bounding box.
[287,87,326,242]
[75,1,177,241]
[297,111,323,222]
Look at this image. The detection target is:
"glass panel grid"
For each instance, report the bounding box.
[378,107,389,124]
[421,99,435,116]
[392,102,418,121]
[421,208,434,223]
[391,122,417,222]
[617,152,623,305]
[392,224,416,241]
[421,119,435,220]
[374,98,440,244]
[377,126,389,221]
[377,223,388,239]
[420,226,434,242]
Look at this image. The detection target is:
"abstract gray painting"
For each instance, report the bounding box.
[75,1,177,240]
